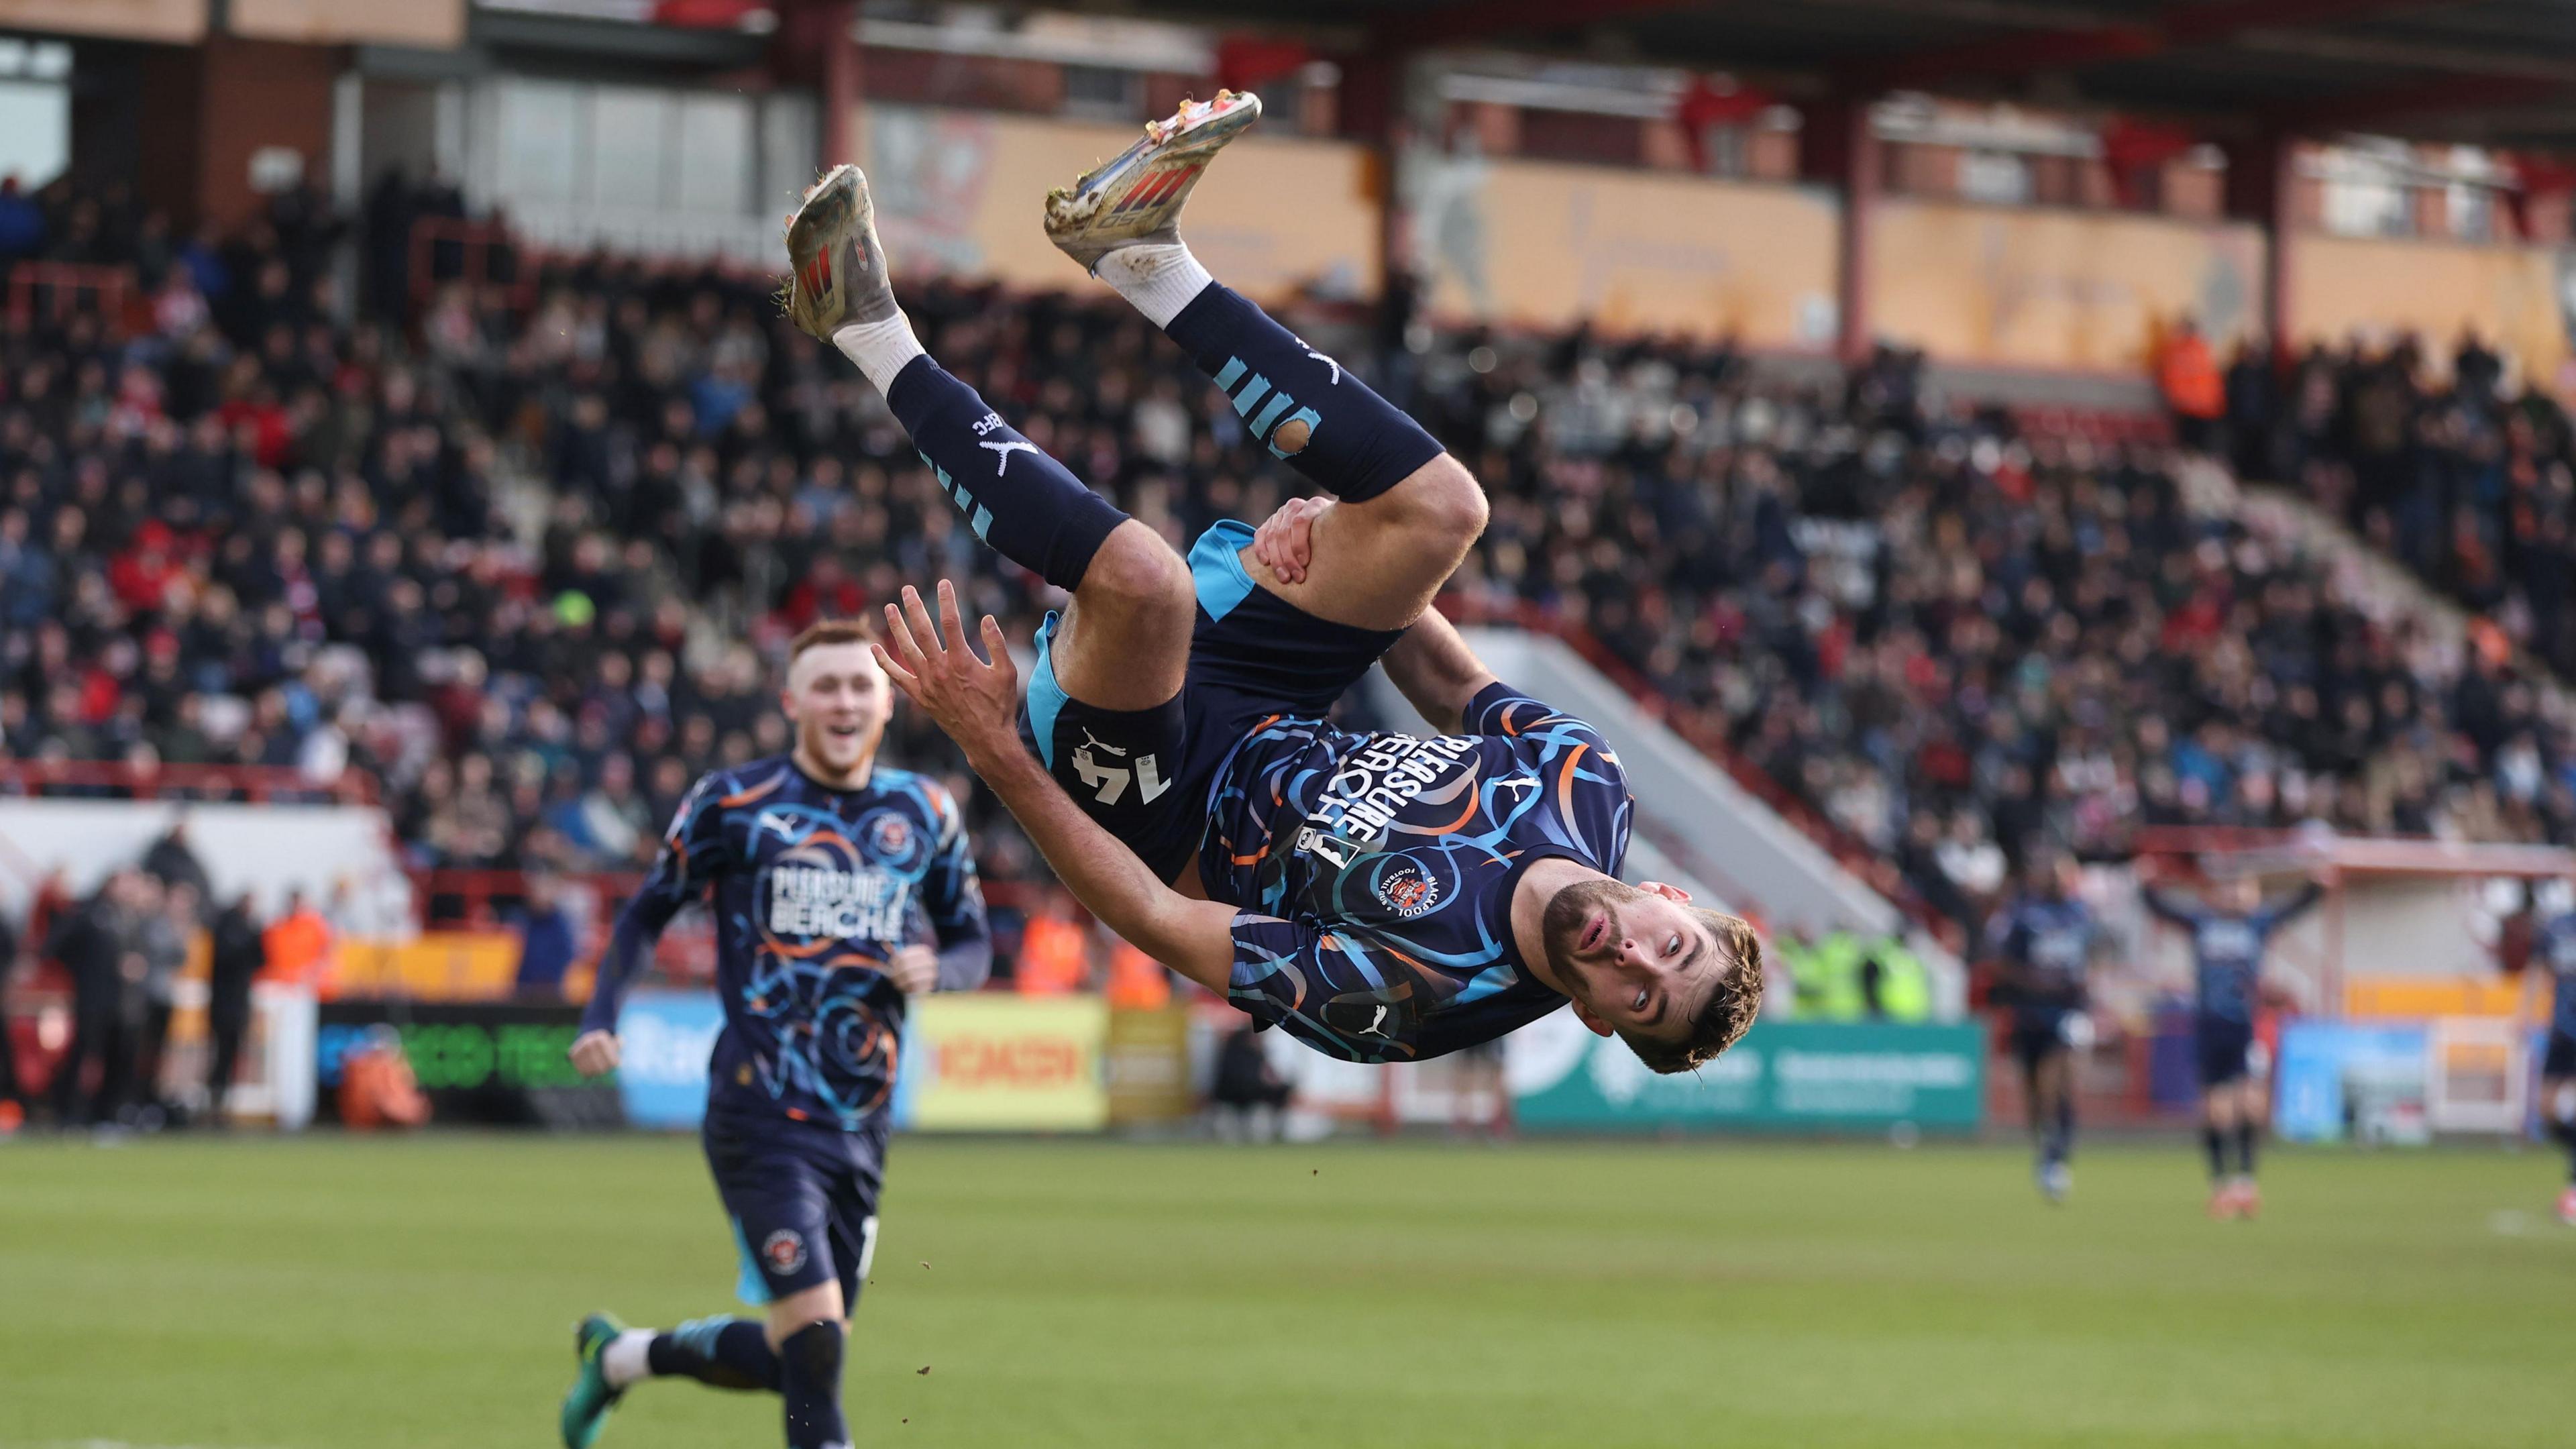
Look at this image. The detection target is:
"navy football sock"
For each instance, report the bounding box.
[2049,1095,2076,1165]
[2202,1126,2226,1182]
[1161,282,1442,502]
[647,1316,780,1392]
[2233,1122,2258,1179]
[779,1320,848,1449]
[884,356,1127,594]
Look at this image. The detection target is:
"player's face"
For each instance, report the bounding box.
[2222,876,2261,912]
[1541,876,1723,1044]
[782,641,891,778]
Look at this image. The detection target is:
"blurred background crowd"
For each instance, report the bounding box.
[8,173,2573,978]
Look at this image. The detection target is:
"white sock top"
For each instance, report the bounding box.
[601,1328,655,1389]
[833,312,928,396]
[1093,243,1214,330]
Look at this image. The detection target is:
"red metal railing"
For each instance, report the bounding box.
[408,217,537,315]
[3,261,142,337]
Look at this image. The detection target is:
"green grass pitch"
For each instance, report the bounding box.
[1,1133,2568,1448]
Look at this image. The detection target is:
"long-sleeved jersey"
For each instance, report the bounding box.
[582,757,988,1129]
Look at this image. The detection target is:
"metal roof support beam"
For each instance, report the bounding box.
[2277,72,2565,134]
[2222,130,2296,350]
[1373,0,1707,52]
[1802,95,1880,366]
[824,0,860,169]
[1858,0,2436,92]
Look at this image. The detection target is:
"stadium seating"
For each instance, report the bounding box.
[2235,334,2576,682]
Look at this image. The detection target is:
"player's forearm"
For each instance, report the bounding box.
[580,904,664,1033]
[965,741,1229,984]
[1381,608,1495,735]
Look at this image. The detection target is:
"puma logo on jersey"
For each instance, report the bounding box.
[1360,1004,1390,1037]
[756,810,814,844]
[979,439,1040,476]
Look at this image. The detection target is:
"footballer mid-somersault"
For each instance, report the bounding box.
[783,91,1765,1077]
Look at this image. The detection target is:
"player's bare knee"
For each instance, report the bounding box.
[1081,525,1195,621]
[1388,455,1489,552]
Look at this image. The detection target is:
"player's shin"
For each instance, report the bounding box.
[877,357,1128,594]
[1144,271,1442,504]
[778,1319,850,1449]
[631,1316,782,1392]
[2201,1125,2226,1182]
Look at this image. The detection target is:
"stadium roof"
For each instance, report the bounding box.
[1087,0,2576,151]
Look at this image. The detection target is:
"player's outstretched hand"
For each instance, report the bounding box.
[568,1029,621,1077]
[878,580,1020,765]
[1251,494,1330,585]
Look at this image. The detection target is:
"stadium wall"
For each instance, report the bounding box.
[1407,156,1841,347]
[0,799,411,934]
[1870,200,2264,372]
[0,0,205,43]
[2292,234,2574,386]
[861,103,1381,302]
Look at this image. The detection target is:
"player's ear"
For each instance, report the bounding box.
[1569,998,1615,1038]
[778,687,798,720]
[1640,880,1691,904]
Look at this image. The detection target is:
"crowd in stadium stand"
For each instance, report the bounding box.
[5,176,2575,967]
[2224,329,2576,684]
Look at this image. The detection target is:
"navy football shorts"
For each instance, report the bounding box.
[2195,1015,2256,1087]
[1018,519,1402,885]
[2544,1029,2576,1079]
[703,1104,886,1309]
[2008,1006,2082,1072]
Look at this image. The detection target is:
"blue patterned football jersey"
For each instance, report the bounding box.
[1202,681,1632,1062]
[2145,883,2321,1024]
[1987,894,2101,1012]
[583,757,988,1129]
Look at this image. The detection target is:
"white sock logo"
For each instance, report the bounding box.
[1301,343,1342,384]
[980,439,1040,476]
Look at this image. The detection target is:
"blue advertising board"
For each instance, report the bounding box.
[2272,1021,2429,1142]
[613,989,727,1130]
[1509,1012,1986,1133]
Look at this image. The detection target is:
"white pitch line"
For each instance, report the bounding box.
[21,1439,288,1449]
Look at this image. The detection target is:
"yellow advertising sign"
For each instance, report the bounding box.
[1417,156,1839,346]
[1872,199,2265,371]
[331,933,524,1000]
[863,105,1379,305]
[2345,975,2548,1024]
[1105,1005,1194,1126]
[903,994,1109,1132]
